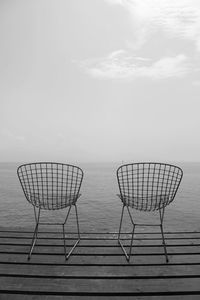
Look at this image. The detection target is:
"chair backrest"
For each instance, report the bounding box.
[17,162,84,210]
[117,162,183,211]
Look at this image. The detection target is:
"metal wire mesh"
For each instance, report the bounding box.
[117,162,183,211]
[17,162,84,210]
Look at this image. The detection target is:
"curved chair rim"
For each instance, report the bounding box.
[117,162,183,173]
[17,162,84,173]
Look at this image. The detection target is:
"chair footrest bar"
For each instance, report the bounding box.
[65,238,80,260]
[118,239,130,262]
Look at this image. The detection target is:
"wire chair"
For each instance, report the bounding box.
[17,162,84,260]
[117,162,183,263]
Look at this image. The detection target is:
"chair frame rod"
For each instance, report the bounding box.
[118,205,169,263]
[63,204,81,260]
[27,204,81,261]
[28,206,41,260]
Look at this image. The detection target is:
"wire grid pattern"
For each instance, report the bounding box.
[17,162,84,210]
[117,163,183,211]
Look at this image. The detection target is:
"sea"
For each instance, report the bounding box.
[0,162,200,232]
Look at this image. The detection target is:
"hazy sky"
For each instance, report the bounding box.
[1,0,200,163]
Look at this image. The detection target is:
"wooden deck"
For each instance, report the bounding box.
[1,229,200,299]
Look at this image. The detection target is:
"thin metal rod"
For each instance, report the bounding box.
[118,239,129,261]
[160,207,165,223]
[160,223,168,263]
[118,205,169,263]
[126,206,135,226]
[118,205,125,241]
[63,206,72,259]
[63,206,72,225]
[118,205,136,262]
[128,224,136,261]
[62,224,67,258]
[28,207,41,260]
[33,206,38,223]
[134,223,161,227]
[65,239,80,260]
[159,208,169,263]
[63,205,81,260]
[39,222,63,226]
[74,204,81,239]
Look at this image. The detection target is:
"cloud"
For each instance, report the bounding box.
[82,50,189,80]
[105,0,200,51]
[79,0,200,81]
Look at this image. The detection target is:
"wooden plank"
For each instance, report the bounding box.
[1,263,200,277]
[1,236,200,246]
[1,277,200,294]
[1,244,200,256]
[0,232,199,239]
[1,295,200,300]
[0,253,200,265]
[0,230,200,235]
[1,231,200,239]
[1,229,200,298]
[1,237,200,246]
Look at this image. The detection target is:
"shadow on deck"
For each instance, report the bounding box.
[1,229,200,299]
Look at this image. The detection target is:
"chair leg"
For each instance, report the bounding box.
[160,224,169,263]
[128,224,136,261]
[28,207,41,260]
[75,204,81,240]
[118,205,125,241]
[159,208,169,263]
[63,206,72,258]
[118,205,129,260]
[118,205,136,262]
[63,204,81,260]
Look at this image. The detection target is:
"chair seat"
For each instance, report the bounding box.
[117,194,170,211]
[28,193,81,210]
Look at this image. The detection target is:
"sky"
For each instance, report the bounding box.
[1,0,200,163]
